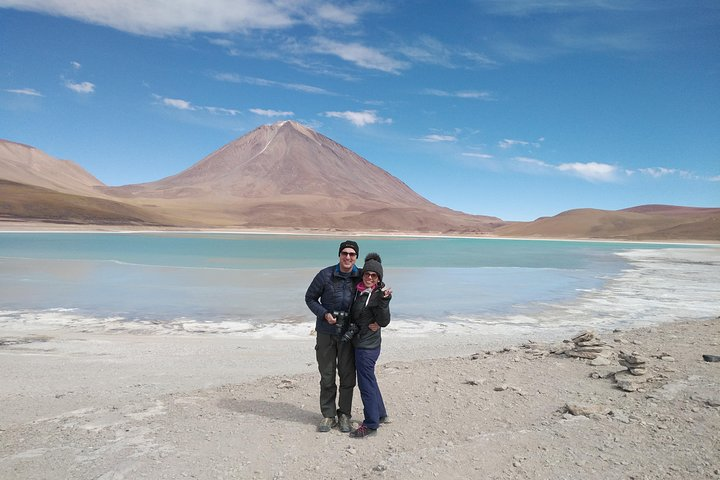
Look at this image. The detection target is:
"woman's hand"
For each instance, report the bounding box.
[368,322,379,332]
[382,286,392,298]
[325,312,337,325]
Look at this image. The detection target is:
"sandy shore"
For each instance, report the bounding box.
[1,317,719,480]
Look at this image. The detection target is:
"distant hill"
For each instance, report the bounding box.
[0,139,106,197]
[495,206,720,241]
[0,125,717,240]
[0,179,168,226]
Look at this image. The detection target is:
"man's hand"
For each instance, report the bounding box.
[324,312,337,325]
[368,322,379,332]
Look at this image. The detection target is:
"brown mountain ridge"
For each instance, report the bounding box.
[1,121,718,240]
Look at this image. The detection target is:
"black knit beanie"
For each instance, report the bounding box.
[338,240,359,256]
[363,252,383,281]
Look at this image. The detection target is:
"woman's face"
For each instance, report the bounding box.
[362,271,379,288]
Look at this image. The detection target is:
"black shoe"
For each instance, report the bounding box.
[349,424,377,438]
[338,414,352,433]
[318,417,337,432]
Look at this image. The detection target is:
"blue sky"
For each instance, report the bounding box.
[1,0,718,221]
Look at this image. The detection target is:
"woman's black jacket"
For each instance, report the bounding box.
[350,286,391,350]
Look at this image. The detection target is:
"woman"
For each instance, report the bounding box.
[348,252,392,438]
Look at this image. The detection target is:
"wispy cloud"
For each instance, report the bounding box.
[5,88,43,97]
[498,138,544,150]
[422,88,494,100]
[419,134,457,143]
[65,81,95,94]
[398,35,497,69]
[155,95,241,116]
[312,37,409,74]
[478,0,635,16]
[162,98,193,110]
[0,1,362,37]
[213,73,335,95]
[462,152,494,159]
[250,108,294,117]
[638,167,692,179]
[323,110,392,127]
[513,156,621,182]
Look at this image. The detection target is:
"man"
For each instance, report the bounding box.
[305,240,361,433]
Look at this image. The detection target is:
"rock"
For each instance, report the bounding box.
[590,357,612,366]
[564,403,611,416]
[564,331,611,361]
[613,370,647,392]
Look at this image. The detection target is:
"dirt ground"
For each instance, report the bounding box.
[1,318,719,480]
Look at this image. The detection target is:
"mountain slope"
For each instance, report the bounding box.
[101,121,501,231]
[0,179,168,225]
[0,140,105,197]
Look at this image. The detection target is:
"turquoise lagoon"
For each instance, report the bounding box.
[0,232,717,338]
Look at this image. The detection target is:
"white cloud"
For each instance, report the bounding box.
[498,138,530,149]
[214,73,334,95]
[511,156,621,182]
[163,97,194,110]
[638,167,678,178]
[515,156,550,167]
[65,81,95,94]
[0,1,364,37]
[422,88,494,100]
[499,137,543,149]
[5,88,43,97]
[323,110,392,127]
[420,134,457,143]
[312,37,409,74]
[463,152,494,159]
[156,95,240,116]
[70,61,82,70]
[557,161,619,182]
[250,108,294,117]
[205,106,241,116]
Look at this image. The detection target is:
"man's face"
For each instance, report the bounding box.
[338,249,357,272]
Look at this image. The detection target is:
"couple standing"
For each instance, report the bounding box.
[304,240,392,438]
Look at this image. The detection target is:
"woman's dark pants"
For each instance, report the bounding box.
[355,346,386,429]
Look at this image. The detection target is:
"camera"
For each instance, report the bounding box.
[341,323,359,343]
[332,311,349,335]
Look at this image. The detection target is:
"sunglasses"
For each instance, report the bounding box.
[363,272,378,279]
[340,251,357,257]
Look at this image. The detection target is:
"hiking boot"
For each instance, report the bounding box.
[338,414,352,433]
[379,415,392,424]
[349,423,377,438]
[317,417,337,432]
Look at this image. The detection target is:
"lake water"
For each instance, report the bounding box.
[1,232,717,340]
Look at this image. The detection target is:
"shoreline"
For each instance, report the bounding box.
[1,317,718,479]
[1,221,717,245]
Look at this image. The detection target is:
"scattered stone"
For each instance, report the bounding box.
[702,354,720,362]
[564,403,611,417]
[590,357,612,366]
[464,379,485,386]
[494,384,508,391]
